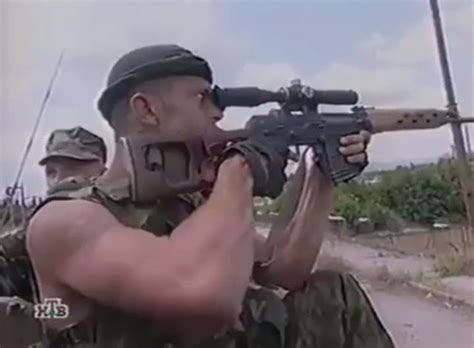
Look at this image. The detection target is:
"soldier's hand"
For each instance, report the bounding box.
[339,130,371,165]
[220,138,288,199]
[217,156,254,193]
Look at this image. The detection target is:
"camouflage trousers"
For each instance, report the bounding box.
[201,270,395,348]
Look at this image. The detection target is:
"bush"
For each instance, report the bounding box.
[333,161,466,229]
[255,160,466,232]
[333,184,402,231]
[361,201,403,231]
[333,189,362,227]
[377,168,455,225]
[254,197,279,216]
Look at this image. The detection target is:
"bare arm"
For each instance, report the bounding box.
[253,160,332,290]
[254,132,370,290]
[27,156,255,336]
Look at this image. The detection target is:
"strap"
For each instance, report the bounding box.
[29,196,74,221]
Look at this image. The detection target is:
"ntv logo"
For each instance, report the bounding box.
[33,298,69,319]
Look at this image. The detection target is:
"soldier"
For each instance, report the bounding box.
[38,126,107,195]
[25,45,394,347]
[1,126,108,298]
[0,127,108,348]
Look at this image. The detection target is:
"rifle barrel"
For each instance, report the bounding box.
[449,117,474,124]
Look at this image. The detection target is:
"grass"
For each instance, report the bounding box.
[434,255,473,277]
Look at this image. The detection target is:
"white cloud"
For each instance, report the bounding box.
[1,0,248,196]
[235,63,300,89]
[357,1,473,68]
[310,63,420,106]
[1,0,472,197]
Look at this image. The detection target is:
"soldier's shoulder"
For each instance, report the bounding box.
[30,177,132,235]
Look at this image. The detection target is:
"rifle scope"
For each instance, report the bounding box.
[213,79,359,110]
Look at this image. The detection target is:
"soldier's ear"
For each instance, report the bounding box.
[129,92,161,127]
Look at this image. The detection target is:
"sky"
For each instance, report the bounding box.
[1,0,473,196]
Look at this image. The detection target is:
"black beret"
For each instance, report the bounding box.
[97,45,213,121]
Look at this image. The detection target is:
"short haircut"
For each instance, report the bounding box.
[107,77,181,139]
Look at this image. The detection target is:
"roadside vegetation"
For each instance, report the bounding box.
[255,158,468,231]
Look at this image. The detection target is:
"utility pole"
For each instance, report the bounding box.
[465,125,472,157]
[429,0,474,231]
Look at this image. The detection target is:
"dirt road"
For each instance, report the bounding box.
[259,227,474,347]
[314,235,474,347]
[363,280,474,348]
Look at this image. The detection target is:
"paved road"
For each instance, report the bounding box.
[365,282,474,348]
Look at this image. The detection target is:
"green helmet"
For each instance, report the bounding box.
[38,126,107,165]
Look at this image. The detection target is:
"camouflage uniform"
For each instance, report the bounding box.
[0,127,107,348]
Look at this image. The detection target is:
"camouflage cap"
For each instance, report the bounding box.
[38,127,107,165]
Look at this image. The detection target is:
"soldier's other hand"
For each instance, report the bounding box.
[220,139,288,199]
[338,130,371,164]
